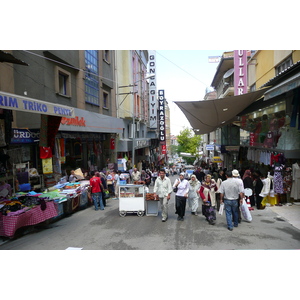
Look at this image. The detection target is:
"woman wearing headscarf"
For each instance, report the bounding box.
[188,174,201,215]
[199,174,218,225]
[242,169,255,207]
[173,172,190,221]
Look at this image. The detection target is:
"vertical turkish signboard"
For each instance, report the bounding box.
[148,51,157,128]
[158,90,166,144]
[234,50,248,96]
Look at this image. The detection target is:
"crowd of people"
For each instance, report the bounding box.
[152,164,283,232]
[67,163,279,231]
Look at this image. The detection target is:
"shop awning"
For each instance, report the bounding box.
[264,72,300,100]
[59,107,124,134]
[174,88,269,135]
[0,91,75,118]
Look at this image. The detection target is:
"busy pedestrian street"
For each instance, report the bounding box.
[1,174,299,250]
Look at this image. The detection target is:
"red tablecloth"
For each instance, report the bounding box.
[0,201,58,237]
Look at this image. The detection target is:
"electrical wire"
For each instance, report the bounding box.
[155,50,210,88]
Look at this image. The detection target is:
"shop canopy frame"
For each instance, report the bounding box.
[174,88,269,135]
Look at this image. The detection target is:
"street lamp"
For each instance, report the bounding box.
[118,73,156,168]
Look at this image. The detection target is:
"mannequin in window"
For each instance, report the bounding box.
[291,161,300,201]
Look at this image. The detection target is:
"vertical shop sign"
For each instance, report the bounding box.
[148,51,157,128]
[158,90,166,144]
[234,50,248,96]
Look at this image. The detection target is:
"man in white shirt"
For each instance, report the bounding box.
[153,169,173,222]
[219,170,244,231]
[131,168,141,183]
[232,169,245,223]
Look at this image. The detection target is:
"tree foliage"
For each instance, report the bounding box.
[176,127,201,156]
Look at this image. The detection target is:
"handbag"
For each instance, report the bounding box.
[173,179,179,193]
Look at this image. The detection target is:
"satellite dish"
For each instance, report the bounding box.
[223,68,234,79]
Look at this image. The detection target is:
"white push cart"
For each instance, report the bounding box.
[119,184,145,217]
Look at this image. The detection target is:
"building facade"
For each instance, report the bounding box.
[0,50,124,190]
[115,50,159,169]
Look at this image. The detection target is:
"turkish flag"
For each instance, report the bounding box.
[110,138,115,150]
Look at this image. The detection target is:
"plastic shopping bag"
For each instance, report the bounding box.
[218,203,224,215]
[240,198,252,222]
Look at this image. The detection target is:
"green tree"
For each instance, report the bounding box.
[176,127,201,160]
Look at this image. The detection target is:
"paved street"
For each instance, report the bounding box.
[1,175,300,250]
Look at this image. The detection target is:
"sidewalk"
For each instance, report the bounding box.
[268,202,300,230]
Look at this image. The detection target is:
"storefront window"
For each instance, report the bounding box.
[240,101,286,149]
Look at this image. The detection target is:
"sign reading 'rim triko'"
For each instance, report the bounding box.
[0,91,75,117]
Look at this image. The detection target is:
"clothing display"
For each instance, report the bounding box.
[291,163,300,200]
[274,165,284,194]
[283,167,293,193]
[277,116,300,150]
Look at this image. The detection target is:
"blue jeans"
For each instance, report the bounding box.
[224,199,238,229]
[92,192,104,210]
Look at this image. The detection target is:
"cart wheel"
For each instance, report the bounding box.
[137,210,144,217]
[119,211,126,217]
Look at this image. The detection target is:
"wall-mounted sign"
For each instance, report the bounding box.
[61,116,86,126]
[11,128,40,144]
[148,51,157,129]
[0,91,74,117]
[206,145,214,151]
[158,90,166,144]
[234,50,248,96]
[212,156,222,163]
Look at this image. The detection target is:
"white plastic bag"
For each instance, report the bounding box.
[240,198,252,222]
[218,203,224,215]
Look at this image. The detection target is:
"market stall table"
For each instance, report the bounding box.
[0,201,58,238]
